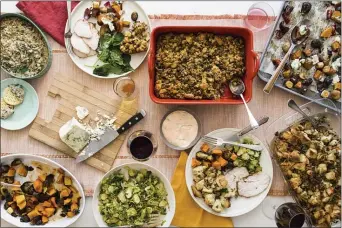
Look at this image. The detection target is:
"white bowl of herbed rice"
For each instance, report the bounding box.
[0,13,52,79]
[92,163,176,227]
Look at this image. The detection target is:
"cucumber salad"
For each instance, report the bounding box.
[98,167,169,226]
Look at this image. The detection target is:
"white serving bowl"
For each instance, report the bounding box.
[92,162,176,227]
[0,154,85,227]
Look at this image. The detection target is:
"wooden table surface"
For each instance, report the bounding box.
[0,17,310,196]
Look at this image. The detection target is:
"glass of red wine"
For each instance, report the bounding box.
[127,130,158,161]
[244,2,275,31]
[275,202,306,228]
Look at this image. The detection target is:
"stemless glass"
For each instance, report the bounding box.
[113,76,138,100]
[127,130,158,161]
[244,2,275,31]
[275,203,306,228]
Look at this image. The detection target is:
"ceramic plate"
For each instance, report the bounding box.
[0,154,85,227]
[1,78,39,130]
[65,1,151,79]
[185,128,273,217]
[93,162,176,227]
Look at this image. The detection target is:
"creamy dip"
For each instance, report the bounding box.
[162,110,198,148]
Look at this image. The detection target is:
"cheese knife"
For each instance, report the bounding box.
[237,116,269,137]
[75,109,146,163]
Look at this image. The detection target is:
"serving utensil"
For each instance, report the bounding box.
[237,116,269,137]
[64,0,73,54]
[263,19,311,94]
[229,78,259,129]
[1,182,20,188]
[288,99,318,127]
[201,135,263,151]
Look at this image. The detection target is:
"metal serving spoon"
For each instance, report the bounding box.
[288,99,318,127]
[263,19,311,94]
[229,78,259,129]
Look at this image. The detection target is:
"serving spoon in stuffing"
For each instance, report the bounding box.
[288,99,318,127]
[263,19,311,94]
[229,78,259,129]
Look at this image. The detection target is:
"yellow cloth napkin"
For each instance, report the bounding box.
[171,151,234,227]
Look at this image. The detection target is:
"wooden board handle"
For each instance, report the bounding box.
[263,45,294,94]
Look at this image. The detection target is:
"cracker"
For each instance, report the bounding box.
[3,87,22,106]
[1,98,14,119]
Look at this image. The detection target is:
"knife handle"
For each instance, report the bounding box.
[237,116,269,137]
[117,109,146,134]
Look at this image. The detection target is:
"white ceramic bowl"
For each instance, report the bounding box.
[185,128,273,217]
[92,162,176,227]
[0,154,85,227]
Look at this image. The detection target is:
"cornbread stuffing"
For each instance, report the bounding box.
[155,33,245,99]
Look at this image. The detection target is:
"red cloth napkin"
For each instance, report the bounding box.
[17,1,79,47]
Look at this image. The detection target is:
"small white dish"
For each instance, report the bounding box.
[1,78,39,130]
[92,162,176,227]
[0,154,85,227]
[65,1,151,79]
[185,128,273,217]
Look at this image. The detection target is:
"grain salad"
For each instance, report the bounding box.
[1,17,49,78]
[155,33,245,100]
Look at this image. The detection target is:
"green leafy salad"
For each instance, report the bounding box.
[93,33,134,76]
[98,167,169,226]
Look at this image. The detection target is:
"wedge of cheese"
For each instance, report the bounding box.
[59,118,90,153]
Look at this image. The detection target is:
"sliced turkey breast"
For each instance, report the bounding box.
[225,167,249,190]
[74,19,92,38]
[72,48,88,58]
[238,173,271,198]
[71,33,90,55]
[82,23,100,50]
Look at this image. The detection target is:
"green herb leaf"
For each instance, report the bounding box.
[93,63,123,76]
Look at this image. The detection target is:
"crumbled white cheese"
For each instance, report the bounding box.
[332,75,340,84]
[83,113,117,141]
[76,106,89,120]
[299,25,308,36]
[311,55,319,65]
[335,36,341,43]
[332,57,341,71]
[291,59,301,70]
[102,18,115,31]
[299,59,305,64]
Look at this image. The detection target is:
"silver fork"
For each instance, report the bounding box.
[202,135,263,151]
[144,213,163,227]
[64,0,73,54]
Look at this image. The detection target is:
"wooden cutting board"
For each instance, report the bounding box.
[28,76,138,172]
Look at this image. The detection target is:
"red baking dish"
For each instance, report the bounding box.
[148,26,260,105]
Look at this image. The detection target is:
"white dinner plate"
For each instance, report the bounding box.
[65,1,151,79]
[0,154,85,227]
[93,162,176,227]
[1,78,39,130]
[185,128,273,217]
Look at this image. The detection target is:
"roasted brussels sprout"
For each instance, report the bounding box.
[311,39,323,49]
[301,2,312,14]
[131,11,138,21]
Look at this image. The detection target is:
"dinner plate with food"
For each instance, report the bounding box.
[0,154,85,227]
[92,163,175,227]
[1,78,39,130]
[65,0,151,78]
[185,128,273,217]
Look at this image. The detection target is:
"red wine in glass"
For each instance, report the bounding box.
[275,203,306,228]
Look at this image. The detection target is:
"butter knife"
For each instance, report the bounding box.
[237,116,269,137]
[75,109,146,163]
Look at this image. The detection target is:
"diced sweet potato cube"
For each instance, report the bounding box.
[70,203,78,212]
[191,158,202,167]
[44,208,55,217]
[200,143,210,153]
[15,195,25,205]
[72,192,81,204]
[64,198,72,205]
[28,210,41,220]
[212,149,223,156]
[334,82,341,91]
[42,216,49,224]
[217,156,228,167]
[17,201,26,210]
[68,186,78,193]
[67,211,75,218]
[57,168,64,174]
[42,201,52,208]
[212,161,221,170]
[35,204,45,213]
[7,167,16,177]
[17,164,28,177]
[60,189,70,198]
[38,174,47,182]
[64,176,72,186]
[33,179,43,193]
[57,174,64,184]
[47,188,57,196]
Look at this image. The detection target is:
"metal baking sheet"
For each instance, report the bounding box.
[258,1,341,113]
